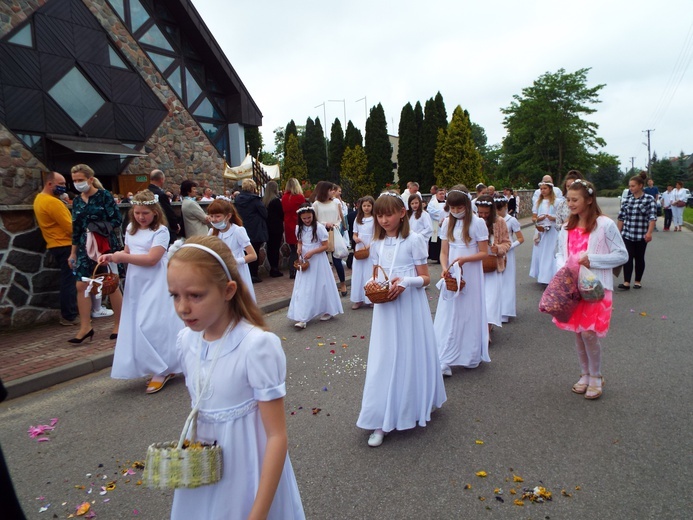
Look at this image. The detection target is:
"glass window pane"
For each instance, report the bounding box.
[139,24,173,52]
[48,68,105,127]
[185,68,202,105]
[17,133,41,148]
[200,122,223,141]
[167,66,182,98]
[194,97,222,120]
[8,24,33,47]
[163,25,179,47]
[108,47,128,69]
[129,0,150,33]
[147,51,175,74]
[107,0,125,20]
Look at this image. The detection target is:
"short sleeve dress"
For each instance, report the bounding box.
[171,322,305,519]
[553,228,613,337]
[350,216,375,304]
[209,224,256,302]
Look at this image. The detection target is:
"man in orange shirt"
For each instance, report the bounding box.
[33,172,78,325]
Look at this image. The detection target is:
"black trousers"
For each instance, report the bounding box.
[266,232,283,271]
[428,239,441,262]
[664,208,672,230]
[288,244,298,276]
[50,246,78,320]
[623,238,648,283]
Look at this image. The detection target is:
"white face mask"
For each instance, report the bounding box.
[74,181,90,193]
[451,211,466,219]
[211,220,228,230]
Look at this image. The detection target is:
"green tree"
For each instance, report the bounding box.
[470,121,487,152]
[588,152,621,190]
[420,98,439,190]
[414,101,424,185]
[365,103,393,193]
[651,154,678,188]
[283,120,298,158]
[434,105,483,189]
[340,145,374,201]
[345,120,363,148]
[499,68,606,186]
[434,91,448,131]
[328,118,345,184]
[273,126,285,163]
[397,102,419,190]
[245,126,262,158]
[302,117,327,183]
[282,133,308,185]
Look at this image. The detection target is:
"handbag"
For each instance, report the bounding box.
[144,329,229,489]
[674,200,686,208]
[333,228,349,259]
[326,228,335,253]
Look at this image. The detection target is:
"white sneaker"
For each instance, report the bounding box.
[294,321,307,329]
[319,314,333,321]
[441,364,452,377]
[368,431,385,447]
[92,306,114,318]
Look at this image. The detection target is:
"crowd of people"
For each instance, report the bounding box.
[27,164,685,518]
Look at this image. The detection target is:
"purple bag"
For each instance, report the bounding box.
[539,258,581,323]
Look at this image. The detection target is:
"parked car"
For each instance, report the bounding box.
[683,188,693,208]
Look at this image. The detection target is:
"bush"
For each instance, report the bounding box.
[598,188,623,197]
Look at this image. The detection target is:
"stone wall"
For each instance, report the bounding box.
[0,129,49,206]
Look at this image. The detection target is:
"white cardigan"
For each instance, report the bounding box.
[556,216,628,291]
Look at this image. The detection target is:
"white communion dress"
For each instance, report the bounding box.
[287,223,343,323]
[529,199,558,284]
[357,232,446,432]
[350,216,374,304]
[484,233,503,328]
[501,214,521,322]
[111,225,183,379]
[408,210,433,241]
[434,217,490,369]
[171,322,305,520]
[209,224,256,302]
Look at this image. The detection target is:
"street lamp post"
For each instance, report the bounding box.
[315,102,329,166]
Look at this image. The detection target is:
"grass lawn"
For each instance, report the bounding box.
[685,207,693,224]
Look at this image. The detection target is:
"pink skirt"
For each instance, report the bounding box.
[553,289,612,337]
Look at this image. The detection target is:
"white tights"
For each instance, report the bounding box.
[574,331,602,377]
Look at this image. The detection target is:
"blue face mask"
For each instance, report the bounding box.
[53,185,67,196]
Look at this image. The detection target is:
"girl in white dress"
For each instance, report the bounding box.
[206,199,257,303]
[496,197,524,323]
[287,204,343,328]
[351,196,375,309]
[99,190,183,394]
[529,182,559,284]
[357,192,446,447]
[434,188,490,376]
[475,195,511,336]
[167,236,305,520]
[407,193,433,241]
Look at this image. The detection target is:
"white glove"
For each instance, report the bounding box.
[235,256,246,265]
[511,240,521,250]
[398,276,424,289]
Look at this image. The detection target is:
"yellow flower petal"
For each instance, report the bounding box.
[514,499,524,506]
[509,489,517,495]
[464,483,472,490]
[475,470,488,477]
[475,439,484,445]
[513,474,524,482]
[76,502,90,515]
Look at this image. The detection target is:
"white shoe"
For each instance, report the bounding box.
[294,321,307,329]
[91,306,114,318]
[368,431,385,447]
[319,314,332,321]
[441,364,452,377]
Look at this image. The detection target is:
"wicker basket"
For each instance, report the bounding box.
[144,409,223,489]
[482,254,498,274]
[364,265,394,304]
[353,247,370,260]
[293,255,309,271]
[88,263,120,296]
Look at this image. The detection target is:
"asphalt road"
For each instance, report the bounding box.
[2,198,691,519]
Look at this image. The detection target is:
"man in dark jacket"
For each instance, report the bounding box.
[148,169,179,243]
[234,179,268,283]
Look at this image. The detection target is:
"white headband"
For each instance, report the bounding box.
[538,181,554,188]
[179,244,232,281]
[132,194,159,205]
[296,206,313,215]
[475,199,493,206]
[378,191,404,202]
[571,179,594,195]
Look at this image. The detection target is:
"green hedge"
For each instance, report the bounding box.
[598,189,624,197]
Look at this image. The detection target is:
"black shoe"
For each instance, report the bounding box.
[617,283,630,290]
[68,329,94,344]
[251,276,262,283]
[289,273,296,280]
[269,270,283,278]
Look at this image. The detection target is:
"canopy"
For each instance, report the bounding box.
[224,154,280,181]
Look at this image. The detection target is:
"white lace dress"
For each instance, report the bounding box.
[434,217,490,369]
[357,232,446,432]
[171,322,305,520]
[111,225,183,379]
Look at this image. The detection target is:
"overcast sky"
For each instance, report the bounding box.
[193,0,692,172]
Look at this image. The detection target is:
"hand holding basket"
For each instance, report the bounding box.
[82,262,119,297]
[364,265,396,304]
[293,255,309,271]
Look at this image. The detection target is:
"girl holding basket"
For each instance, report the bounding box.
[350,196,375,309]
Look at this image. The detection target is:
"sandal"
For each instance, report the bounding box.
[572,374,589,394]
[633,284,642,289]
[617,283,630,290]
[585,376,604,400]
[146,374,174,394]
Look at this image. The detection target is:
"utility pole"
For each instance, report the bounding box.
[315,102,329,167]
[643,129,654,176]
[630,157,636,173]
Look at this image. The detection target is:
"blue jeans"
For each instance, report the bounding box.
[332,254,345,282]
[50,246,78,320]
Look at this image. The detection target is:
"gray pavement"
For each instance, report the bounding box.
[1,198,692,519]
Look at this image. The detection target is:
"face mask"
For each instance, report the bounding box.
[74,181,90,193]
[451,211,466,219]
[53,185,67,196]
[211,220,228,230]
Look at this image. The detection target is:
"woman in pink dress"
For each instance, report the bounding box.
[554,180,627,400]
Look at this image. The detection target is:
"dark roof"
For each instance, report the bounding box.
[171,0,262,127]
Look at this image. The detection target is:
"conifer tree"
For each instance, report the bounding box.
[245,127,262,157]
[283,119,298,157]
[397,102,419,190]
[414,101,424,185]
[434,91,448,131]
[434,105,483,189]
[365,103,393,193]
[345,121,363,148]
[283,133,308,185]
[302,117,327,183]
[420,98,439,190]
[341,145,374,200]
[328,118,345,184]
